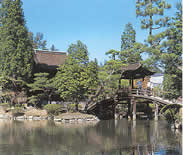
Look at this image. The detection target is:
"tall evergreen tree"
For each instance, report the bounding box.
[28,32,47,50]
[105,49,120,60]
[55,41,98,111]
[136,0,171,45]
[121,23,136,51]
[0,0,34,82]
[161,3,182,99]
[67,40,89,65]
[136,0,171,71]
[120,23,142,63]
[50,44,58,51]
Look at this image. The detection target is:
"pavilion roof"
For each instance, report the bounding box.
[120,63,155,79]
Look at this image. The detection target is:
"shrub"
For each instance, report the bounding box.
[67,103,82,112]
[0,103,10,111]
[43,104,64,115]
[11,107,24,117]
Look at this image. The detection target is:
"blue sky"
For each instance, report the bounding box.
[22,0,179,63]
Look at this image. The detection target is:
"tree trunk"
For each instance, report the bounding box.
[75,102,79,111]
[149,0,153,46]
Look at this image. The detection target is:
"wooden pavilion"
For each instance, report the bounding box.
[118,63,155,89]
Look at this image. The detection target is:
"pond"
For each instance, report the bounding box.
[0,119,181,155]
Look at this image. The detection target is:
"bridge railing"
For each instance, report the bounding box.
[119,88,182,104]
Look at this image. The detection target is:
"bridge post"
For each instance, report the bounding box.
[154,102,158,121]
[127,99,131,120]
[146,103,150,119]
[132,97,136,121]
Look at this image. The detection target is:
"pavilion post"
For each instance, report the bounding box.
[127,99,131,120]
[129,79,131,88]
[118,78,121,89]
[132,79,134,89]
[147,103,150,119]
[132,97,136,121]
[154,102,158,121]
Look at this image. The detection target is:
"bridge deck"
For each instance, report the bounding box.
[87,88,182,111]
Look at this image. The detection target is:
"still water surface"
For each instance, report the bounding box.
[0,119,181,155]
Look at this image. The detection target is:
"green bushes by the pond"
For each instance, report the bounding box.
[43,104,64,115]
[67,104,82,112]
[11,107,24,117]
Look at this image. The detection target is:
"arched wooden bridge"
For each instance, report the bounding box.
[86,88,182,120]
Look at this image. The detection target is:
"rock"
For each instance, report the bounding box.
[41,116,48,120]
[16,116,25,120]
[48,116,54,120]
[27,116,33,120]
[0,114,5,119]
[86,118,94,121]
[70,119,75,123]
[0,114,10,119]
[77,119,83,122]
[54,118,62,122]
[33,116,42,120]
[64,119,70,123]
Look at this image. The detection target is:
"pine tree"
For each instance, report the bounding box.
[105,49,120,60]
[136,0,171,45]
[120,23,142,63]
[50,44,58,51]
[136,0,171,71]
[55,41,98,111]
[27,73,55,107]
[0,0,34,82]
[67,40,89,65]
[162,3,182,99]
[34,32,47,49]
[28,32,47,50]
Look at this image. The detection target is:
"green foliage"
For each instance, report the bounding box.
[121,23,136,51]
[67,104,82,112]
[0,103,10,111]
[136,0,171,37]
[163,74,181,99]
[0,75,26,92]
[50,44,58,51]
[121,80,129,88]
[153,85,162,97]
[28,32,47,50]
[67,40,89,65]
[160,104,181,125]
[161,4,182,99]
[43,104,63,115]
[105,49,120,60]
[0,75,27,106]
[0,103,9,106]
[55,41,98,110]
[27,73,56,107]
[11,107,24,116]
[120,23,142,63]
[97,60,125,99]
[136,0,172,71]
[0,0,34,82]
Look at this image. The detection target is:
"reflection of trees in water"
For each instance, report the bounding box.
[0,120,181,155]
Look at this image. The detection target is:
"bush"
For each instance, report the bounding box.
[11,107,24,117]
[43,104,64,115]
[67,103,82,112]
[0,103,10,111]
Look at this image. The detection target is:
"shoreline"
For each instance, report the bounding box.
[0,112,100,123]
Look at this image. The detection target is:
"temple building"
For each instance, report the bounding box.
[33,49,67,75]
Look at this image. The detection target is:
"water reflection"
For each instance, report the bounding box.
[0,119,181,155]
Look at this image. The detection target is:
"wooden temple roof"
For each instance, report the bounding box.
[119,63,155,79]
[33,49,67,74]
[34,49,67,66]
